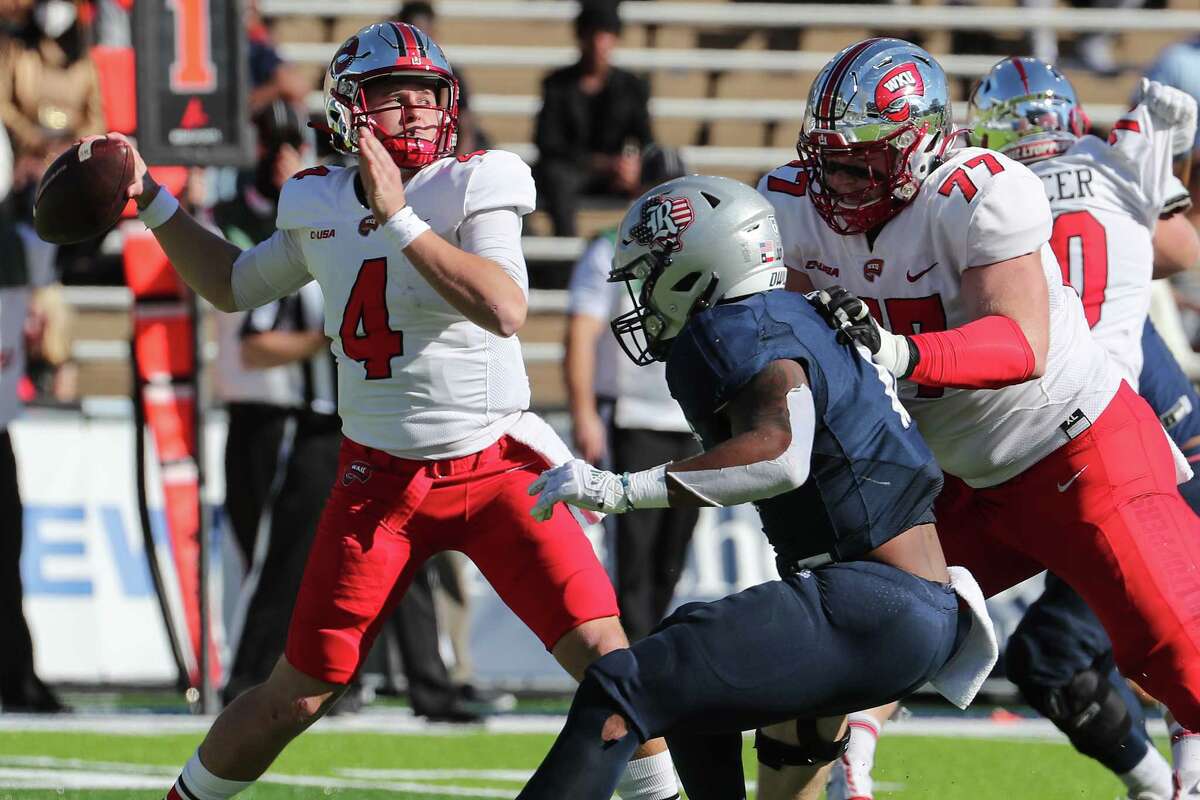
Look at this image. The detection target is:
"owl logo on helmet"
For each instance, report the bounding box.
[630,195,695,254]
[875,64,925,123]
[332,36,362,74]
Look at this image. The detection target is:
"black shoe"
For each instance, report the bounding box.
[418,701,483,724]
[2,682,70,714]
[457,683,516,713]
[326,685,366,717]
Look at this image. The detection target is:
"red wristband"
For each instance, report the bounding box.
[908,315,1036,390]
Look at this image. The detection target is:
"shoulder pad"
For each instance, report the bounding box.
[758,159,811,200]
[276,164,354,231]
[930,148,1051,269]
[460,149,536,217]
[667,295,823,419]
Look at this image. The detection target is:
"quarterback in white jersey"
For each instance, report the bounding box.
[256,148,536,459]
[754,37,1200,800]
[82,21,680,800]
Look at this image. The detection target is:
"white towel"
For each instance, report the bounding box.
[1166,429,1195,485]
[506,412,606,527]
[930,566,999,710]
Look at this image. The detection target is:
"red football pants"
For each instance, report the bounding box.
[936,382,1200,729]
[285,435,618,684]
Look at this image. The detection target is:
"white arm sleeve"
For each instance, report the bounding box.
[230,228,312,311]
[458,206,528,296]
[626,385,816,508]
[567,237,618,319]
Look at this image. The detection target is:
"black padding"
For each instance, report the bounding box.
[754,719,850,770]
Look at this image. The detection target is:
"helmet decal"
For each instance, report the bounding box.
[816,38,878,123]
[333,36,364,73]
[630,195,695,254]
[610,176,784,365]
[875,63,925,123]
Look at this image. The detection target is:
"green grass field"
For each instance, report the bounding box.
[0,714,1160,799]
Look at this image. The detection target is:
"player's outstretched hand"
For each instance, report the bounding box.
[1135,78,1198,157]
[809,285,917,379]
[357,124,408,222]
[528,460,632,521]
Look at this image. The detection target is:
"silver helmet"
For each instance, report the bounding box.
[324,22,459,169]
[609,175,787,365]
[967,57,1089,164]
[798,37,953,235]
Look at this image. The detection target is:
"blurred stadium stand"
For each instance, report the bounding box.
[64,0,1200,411]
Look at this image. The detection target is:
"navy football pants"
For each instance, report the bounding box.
[517,561,964,800]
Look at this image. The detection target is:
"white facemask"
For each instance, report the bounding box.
[34,1,77,40]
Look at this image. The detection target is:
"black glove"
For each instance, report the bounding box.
[807,285,918,379]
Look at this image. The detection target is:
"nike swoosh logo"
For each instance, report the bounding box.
[906,262,938,282]
[1057,465,1088,493]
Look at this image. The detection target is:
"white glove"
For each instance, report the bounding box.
[528,459,631,522]
[1136,78,1198,157]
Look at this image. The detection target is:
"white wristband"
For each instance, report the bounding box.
[382,205,431,251]
[137,188,180,229]
[623,463,670,509]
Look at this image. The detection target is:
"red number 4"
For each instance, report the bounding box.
[341,258,403,379]
[937,153,1005,202]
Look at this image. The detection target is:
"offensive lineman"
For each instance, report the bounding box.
[758,37,1200,800]
[83,22,681,800]
[520,175,995,800]
[965,58,1200,800]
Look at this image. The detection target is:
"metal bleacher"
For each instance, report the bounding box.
[69,0,1199,407]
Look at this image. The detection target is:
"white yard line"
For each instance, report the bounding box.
[0,709,1170,741]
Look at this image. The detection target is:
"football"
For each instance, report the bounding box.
[34,136,134,245]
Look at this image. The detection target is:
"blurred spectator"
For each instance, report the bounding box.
[534,0,653,236]
[564,145,699,640]
[398,0,490,156]
[0,118,65,711]
[21,280,74,403]
[0,0,103,196]
[1054,0,1165,76]
[244,0,309,113]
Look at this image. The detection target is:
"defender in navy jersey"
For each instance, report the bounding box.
[520,176,996,800]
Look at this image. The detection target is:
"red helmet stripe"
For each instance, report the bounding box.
[817,38,880,122]
[1011,57,1030,94]
[393,22,425,65]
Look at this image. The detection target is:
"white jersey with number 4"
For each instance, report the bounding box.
[759,146,1123,488]
[1032,102,1191,386]
[231,149,537,459]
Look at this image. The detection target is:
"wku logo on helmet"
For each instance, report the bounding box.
[630,195,695,254]
[875,63,925,123]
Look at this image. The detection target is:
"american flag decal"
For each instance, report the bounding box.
[630,195,695,253]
